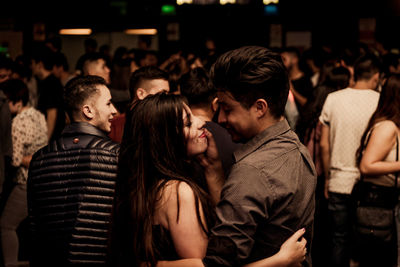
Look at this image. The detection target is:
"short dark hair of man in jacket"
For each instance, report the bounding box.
[27,75,119,267]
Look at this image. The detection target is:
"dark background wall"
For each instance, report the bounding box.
[1,0,400,55]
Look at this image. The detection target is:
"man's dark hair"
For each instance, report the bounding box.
[64,75,107,121]
[179,67,216,107]
[0,79,29,106]
[54,52,69,71]
[128,66,169,99]
[210,46,289,118]
[81,52,106,75]
[353,53,382,82]
[0,55,13,71]
[84,38,98,51]
[382,53,400,76]
[31,44,55,71]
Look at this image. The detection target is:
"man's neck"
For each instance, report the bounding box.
[190,106,213,122]
[257,115,284,135]
[352,80,374,90]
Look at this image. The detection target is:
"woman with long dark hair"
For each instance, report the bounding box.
[356,74,400,267]
[109,93,307,267]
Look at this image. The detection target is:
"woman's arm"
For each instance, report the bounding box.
[244,229,307,267]
[21,155,33,168]
[156,229,307,267]
[289,82,307,107]
[360,121,400,176]
[160,181,209,258]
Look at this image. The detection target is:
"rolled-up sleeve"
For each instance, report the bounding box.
[203,163,272,267]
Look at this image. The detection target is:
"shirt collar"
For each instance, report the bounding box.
[233,119,291,162]
[62,122,109,139]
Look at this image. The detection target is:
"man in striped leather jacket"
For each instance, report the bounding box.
[27,75,119,266]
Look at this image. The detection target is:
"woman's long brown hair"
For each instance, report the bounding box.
[356,74,400,164]
[108,93,215,267]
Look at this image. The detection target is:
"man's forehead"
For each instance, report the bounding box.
[145,79,170,94]
[93,84,110,98]
[147,78,169,88]
[217,91,236,103]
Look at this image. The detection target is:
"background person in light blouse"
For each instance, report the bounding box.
[0,79,48,267]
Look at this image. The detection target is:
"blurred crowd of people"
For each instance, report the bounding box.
[0,35,399,267]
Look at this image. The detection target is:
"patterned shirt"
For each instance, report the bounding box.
[319,88,379,194]
[12,107,48,184]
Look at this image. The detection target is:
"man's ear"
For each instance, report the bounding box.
[82,104,94,120]
[136,88,148,100]
[370,72,380,88]
[211,97,219,113]
[253,99,268,118]
[372,72,380,82]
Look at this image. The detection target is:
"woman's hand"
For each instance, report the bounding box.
[196,129,220,169]
[277,228,307,267]
[196,129,224,204]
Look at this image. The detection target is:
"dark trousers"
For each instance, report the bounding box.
[328,192,352,267]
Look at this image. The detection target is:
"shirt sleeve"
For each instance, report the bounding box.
[319,94,332,126]
[203,163,272,267]
[11,117,26,167]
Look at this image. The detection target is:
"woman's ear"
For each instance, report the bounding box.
[82,104,94,120]
[211,97,219,113]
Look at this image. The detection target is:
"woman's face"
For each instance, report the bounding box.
[182,104,207,157]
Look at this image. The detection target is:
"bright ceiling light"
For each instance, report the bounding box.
[263,0,279,4]
[124,29,158,35]
[59,28,92,35]
[220,0,236,4]
[177,0,193,5]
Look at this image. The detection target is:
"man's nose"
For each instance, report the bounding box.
[218,110,226,125]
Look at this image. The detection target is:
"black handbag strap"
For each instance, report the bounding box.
[395,135,399,188]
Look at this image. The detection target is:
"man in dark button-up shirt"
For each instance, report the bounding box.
[158,46,316,267]
[204,119,316,266]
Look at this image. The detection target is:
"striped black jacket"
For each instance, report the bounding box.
[27,122,119,267]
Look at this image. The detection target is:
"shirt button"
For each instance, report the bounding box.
[73,138,79,144]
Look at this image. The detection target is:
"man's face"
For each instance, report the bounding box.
[0,68,11,83]
[281,52,294,70]
[90,85,117,133]
[141,54,158,67]
[87,59,110,84]
[217,91,258,143]
[31,60,42,77]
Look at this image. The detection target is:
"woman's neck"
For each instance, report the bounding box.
[18,105,29,114]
